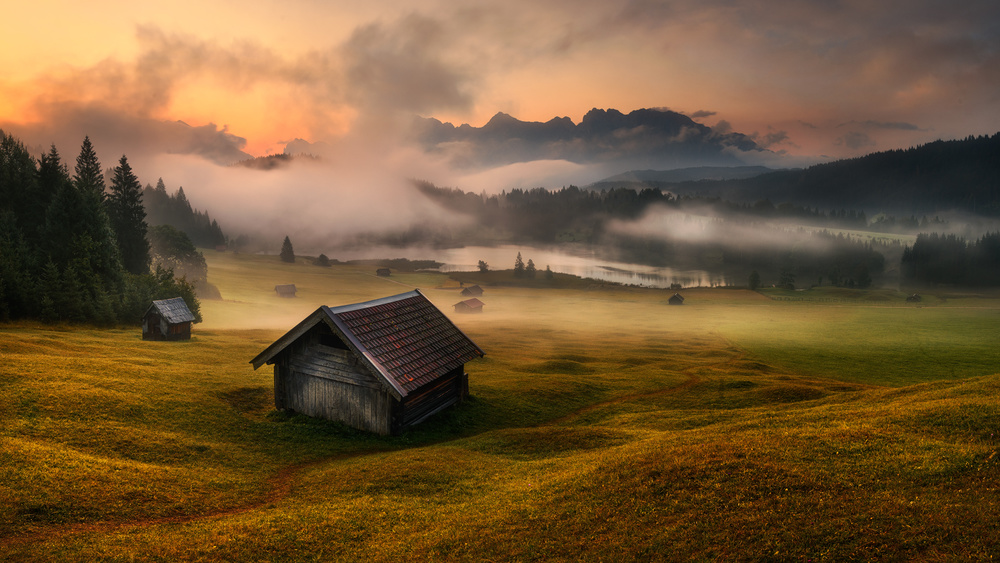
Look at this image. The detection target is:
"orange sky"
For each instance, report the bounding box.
[1,0,998,167]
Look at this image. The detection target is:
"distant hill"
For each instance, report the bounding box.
[588,166,777,190]
[607,134,1000,216]
[412,107,764,170]
[232,153,320,170]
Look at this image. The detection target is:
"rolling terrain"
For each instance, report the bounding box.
[2,252,1000,560]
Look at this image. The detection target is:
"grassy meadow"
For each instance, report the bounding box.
[3,250,1000,560]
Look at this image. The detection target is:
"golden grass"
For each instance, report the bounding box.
[3,252,1000,560]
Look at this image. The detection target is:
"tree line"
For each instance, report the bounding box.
[0,131,199,324]
[143,179,226,248]
[901,232,1000,286]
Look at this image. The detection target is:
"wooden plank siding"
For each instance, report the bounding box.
[275,342,395,434]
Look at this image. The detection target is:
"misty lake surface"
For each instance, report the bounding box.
[322,244,728,288]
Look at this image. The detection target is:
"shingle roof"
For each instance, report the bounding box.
[250,290,483,397]
[148,297,195,324]
[461,285,483,296]
[455,298,484,309]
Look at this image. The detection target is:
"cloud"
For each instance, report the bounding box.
[691,110,717,118]
[836,131,877,150]
[855,120,925,131]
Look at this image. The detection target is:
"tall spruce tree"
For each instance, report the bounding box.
[108,155,151,275]
[280,236,295,263]
[71,136,124,296]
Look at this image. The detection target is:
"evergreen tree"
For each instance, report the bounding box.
[35,145,72,241]
[526,258,536,278]
[545,265,553,279]
[513,252,525,277]
[478,260,489,272]
[280,236,295,263]
[71,136,124,292]
[314,253,331,267]
[73,136,105,201]
[748,269,761,290]
[108,155,151,275]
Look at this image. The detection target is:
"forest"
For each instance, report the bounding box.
[0,131,199,324]
[614,133,1000,216]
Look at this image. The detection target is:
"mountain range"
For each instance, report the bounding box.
[411,107,763,170]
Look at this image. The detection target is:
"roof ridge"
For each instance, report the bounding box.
[327,289,422,314]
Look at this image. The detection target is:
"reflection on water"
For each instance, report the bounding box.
[320,244,729,288]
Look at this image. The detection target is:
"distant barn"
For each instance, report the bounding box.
[461,284,484,297]
[454,298,484,314]
[274,284,297,298]
[142,297,195,341]
[250,290,484,435]
[376,268,391,277]
[668,293,685,305]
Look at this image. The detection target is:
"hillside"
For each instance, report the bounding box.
[601,134,1000,216]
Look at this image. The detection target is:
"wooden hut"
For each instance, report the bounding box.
[461,284,484,297]
[454,298,484,314]
[142,297,195,341]
[668,293,685,305]
[274,284,297,298]
[250,289,484,435]
[376,268,391,277]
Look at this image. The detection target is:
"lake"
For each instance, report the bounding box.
[317,244,729,289]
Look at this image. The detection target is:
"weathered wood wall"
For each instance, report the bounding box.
[275,341,394,434]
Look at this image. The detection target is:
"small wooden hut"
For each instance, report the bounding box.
[376,268,391,277]
[250,289,484,435]
[142,297,195,341]
[274,284,297,298]
[461,284,484,297]
[668,293,685,305]
[454,298,484,314]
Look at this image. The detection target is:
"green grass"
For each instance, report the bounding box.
[3,252,1000,560]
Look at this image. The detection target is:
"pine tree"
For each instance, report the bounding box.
[73,136,105,201]
[748,269,761,290]
[280,236,295,263]
[526,258,536,278]
[513,252,524,277]
[108,155,151,275]
[71,136,124,294]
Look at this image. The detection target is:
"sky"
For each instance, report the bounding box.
[1,0,998,241]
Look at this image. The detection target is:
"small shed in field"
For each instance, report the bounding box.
[668,293,685,305]
[275,284,297,298]
[461,284,484,297]
[376,268,391,277]
[142,297,195,341]
[454,298,484,314]
[250,289,484,435]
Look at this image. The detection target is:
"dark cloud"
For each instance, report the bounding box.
[857,120,924,131]
[0,104,251,168]
[754,129,791,148]
[341,14,476,116]
[691,110,717,118]
[836,131,877,150]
